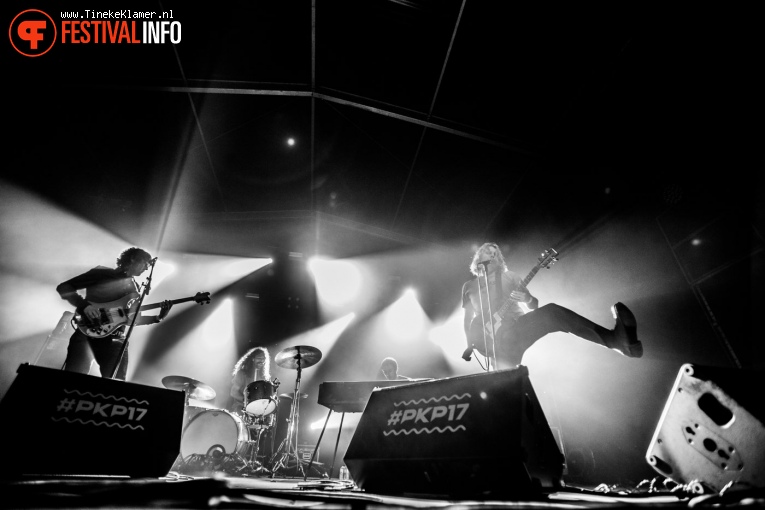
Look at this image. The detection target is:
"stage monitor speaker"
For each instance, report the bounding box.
[344,366,564,498]
[0,363,185,478]
[646,363,765,492]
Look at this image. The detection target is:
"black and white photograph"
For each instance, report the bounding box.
[2,2,763,509]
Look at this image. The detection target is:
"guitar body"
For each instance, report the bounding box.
[75,293,140,338]
[74,291,212,338]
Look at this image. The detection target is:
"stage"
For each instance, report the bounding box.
[3,471,744,510]
[2,363,764,509]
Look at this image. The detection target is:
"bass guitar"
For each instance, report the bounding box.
[74,291,211,338]
[469,248,558,356]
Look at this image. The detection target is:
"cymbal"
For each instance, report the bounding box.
[279,392,308,399]
[161,375,216,401]
[274,345,322,370]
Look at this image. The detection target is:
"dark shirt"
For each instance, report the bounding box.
[462,269,536,323]
[56,266,156,325]
[377,370,412,381]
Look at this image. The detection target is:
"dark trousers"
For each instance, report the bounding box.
[495,303,611,369]
[63,329,129,380]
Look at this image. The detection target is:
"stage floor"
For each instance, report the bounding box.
[2,470,759,510]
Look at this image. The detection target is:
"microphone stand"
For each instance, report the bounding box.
[476,263,498,372]
[109,259,156,379]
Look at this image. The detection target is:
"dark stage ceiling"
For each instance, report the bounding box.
[6,1,762,259]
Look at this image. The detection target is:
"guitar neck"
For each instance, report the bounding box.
[139,296,198,312]
[521,265,542,288]
[495,264,542,316]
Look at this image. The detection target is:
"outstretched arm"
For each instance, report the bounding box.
[135,300,173,325]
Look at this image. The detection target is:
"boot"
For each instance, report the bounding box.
[608,302,643,358]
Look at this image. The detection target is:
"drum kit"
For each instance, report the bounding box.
[163,345,322,478]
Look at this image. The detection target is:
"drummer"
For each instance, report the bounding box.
[227,346,272,414]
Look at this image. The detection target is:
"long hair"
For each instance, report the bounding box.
[232,346,271,380]
[469,242,508,276]
[116,247,151,270]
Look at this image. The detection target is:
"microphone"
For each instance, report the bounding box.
[477,260,492,271]
[150,257,158,263]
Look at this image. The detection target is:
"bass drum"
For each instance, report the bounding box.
[180,408,248,460]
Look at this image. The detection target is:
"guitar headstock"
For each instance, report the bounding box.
[194,292,211,305]
[538,248,559,269]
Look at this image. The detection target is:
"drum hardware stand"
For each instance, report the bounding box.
[305,409,342,481]
[160,375,218,475]
[238,413,272,476]
[271,358,306,477]
[269,345,322,478]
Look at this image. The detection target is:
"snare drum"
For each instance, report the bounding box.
[243,412,275,430]
[180,408,249,460]
[244,380,278,416]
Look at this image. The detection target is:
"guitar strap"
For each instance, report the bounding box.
[494,272,504,309]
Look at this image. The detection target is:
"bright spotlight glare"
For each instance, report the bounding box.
[138,260,174,289]
[384,291,427,342]
[202,298,234,345]
[287,138,295,146]
[310,413,360,430]
[428,307,473,370]
[224,257,272,278]
[309,258,362,308]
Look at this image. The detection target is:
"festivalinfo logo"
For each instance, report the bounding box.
[9,8,181,57]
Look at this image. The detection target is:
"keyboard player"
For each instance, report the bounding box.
[378,357,413,381]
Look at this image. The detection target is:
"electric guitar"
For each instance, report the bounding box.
[74,291,211,338]
[469,248,558,356]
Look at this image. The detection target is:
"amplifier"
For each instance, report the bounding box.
[646,363,765,492]
[0,363,185,477]
[344,366,564,497]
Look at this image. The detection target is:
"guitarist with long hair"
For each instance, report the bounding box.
[461,243,642,370]
[56,247,173,380]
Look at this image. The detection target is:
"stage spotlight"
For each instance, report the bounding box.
[135,259,175,290]
[310,412,361,431]
[383,289,428,343]
[201,298,234,343]
[224,257,272,278]
[282,312,355,352]
[161,254,272,297]
[428,307,473,372]
[308,257,362,309]
[134,298,237,395]
[279,312,356,390]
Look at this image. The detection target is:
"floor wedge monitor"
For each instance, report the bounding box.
[344,365,564,498]
[646,363,765,493]
[0,363,185,477]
